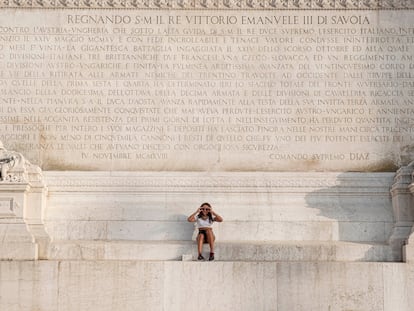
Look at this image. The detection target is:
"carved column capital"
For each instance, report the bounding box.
[391,166,414,196]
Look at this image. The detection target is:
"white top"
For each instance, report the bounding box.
[196,216,214,229]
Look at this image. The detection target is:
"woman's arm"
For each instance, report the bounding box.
[187,208,200,222]
[211,210,223,222]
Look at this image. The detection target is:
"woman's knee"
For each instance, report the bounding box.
[206,231,215,241]
[197,234,204,243]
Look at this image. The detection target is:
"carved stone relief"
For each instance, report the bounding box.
[0,0,413,9]
[0,141,42,184]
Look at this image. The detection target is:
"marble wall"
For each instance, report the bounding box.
[0,9,413,171]
[1,260,413,311]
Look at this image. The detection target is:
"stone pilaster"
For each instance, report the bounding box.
[403,165,414,263]
[389,164,414,261]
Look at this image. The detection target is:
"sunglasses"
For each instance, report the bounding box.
[201,208,211,211]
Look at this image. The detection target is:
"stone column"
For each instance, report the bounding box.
[389,164,414,261]
[403,167,414,263]
[0,142,49,260]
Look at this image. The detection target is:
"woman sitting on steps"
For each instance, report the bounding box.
[187,202,223,261]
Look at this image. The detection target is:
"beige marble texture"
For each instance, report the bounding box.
[1,261,413,311]
[0,10,413,172]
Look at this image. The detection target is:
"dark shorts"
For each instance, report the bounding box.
[198,229,209,243]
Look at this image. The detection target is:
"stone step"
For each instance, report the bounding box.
[1,260,412,311]
[47,240,398,262]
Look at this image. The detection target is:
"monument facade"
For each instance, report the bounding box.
[0,1,414,310]
[0,7,413,171]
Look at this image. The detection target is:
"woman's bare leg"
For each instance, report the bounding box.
[197,233,204,255]
[206,230,215,253]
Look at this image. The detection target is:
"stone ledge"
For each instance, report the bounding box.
[0,242,38,260]
[46,240,397,262]
[44,171,395,193]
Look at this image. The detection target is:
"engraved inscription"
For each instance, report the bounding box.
[0,10,413,171]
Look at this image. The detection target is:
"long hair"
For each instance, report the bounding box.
[198,202,213,223]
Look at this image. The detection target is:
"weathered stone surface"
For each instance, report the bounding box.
[38,171,398,261]
[1,261,413,311]
[46,240,397,262]
[0,10,413,172]
[43,172,395,243]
